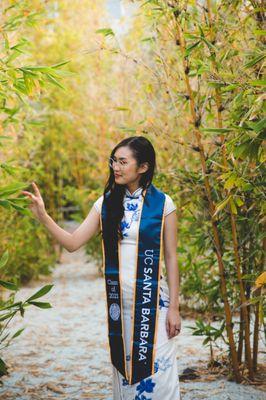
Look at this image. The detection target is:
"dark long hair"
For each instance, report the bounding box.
[101,136,156,250]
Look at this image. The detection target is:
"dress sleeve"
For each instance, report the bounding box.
[164,194,176,217]
[93,195,104,214]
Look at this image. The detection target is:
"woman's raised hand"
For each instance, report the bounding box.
[21,182,47,221]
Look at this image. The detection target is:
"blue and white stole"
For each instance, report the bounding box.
[99,183,166,384]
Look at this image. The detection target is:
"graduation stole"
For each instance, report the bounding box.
[99,183,166,385]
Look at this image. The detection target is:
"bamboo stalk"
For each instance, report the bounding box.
[205,0,254,380]
[171,9,242,382]
[253,287,261,372]
[253,236,266,370]
[237,308,244,364]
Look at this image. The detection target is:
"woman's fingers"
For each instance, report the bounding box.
[21,190,37,202]
[31,182,41,197]
[169,323,176,338]
[166,319,176,338]
[21,190,33,198]
[168,320,181,338]
[166,310,181,339]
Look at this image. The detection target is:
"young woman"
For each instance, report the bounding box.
[22,136,181,399]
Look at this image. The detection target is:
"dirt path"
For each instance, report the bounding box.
[0,224,112,399]
[0,221,265,399]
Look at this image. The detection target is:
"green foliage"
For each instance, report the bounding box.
[129,0,265,361]
[186,318,226,362]
[0,0,68,377]
[0,273,53,376]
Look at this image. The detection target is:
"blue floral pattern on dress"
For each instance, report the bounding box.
[159,286,170,310]
[120,196,141,238]
[122,377,129,386]
[154,361,159,374]
[125,202,138,212]
[135,377,156,400]
[135,395,152,400]
[154,356,173,373]
[159,293,170,309]
[120,220,131,237]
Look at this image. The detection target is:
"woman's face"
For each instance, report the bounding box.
[111,146,148,186]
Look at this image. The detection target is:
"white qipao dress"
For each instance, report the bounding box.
[93,187,181,400]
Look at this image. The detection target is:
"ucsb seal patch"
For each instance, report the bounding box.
[109,303,120,321]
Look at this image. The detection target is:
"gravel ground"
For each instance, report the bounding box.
[0,221,265,400]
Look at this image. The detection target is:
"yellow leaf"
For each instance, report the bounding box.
[229,197,237,214]
[255,271,266,288]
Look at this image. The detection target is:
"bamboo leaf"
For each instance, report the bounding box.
[26,284,54,302]
[243,54,266,68]
[249,80,266,87]
[19,303,24,317]
[259,302,264,326]
[0,311,16,322]
[1,332,10,343]
[46,73,65,90]
[0,358,8,375]
[28,301,52,309]
[221,84,239,92]
[8,200,29,211]
[51,60,71,68]
[224,173,237,190]
[0,280,18,291]
[229,197,237,215]
[213,196,231,217]
[0,250,9,269]
[185,41,201,56]
[235,196,244,207]
[0,301,22,311]
[95,28,114,37]
[201,37,216,51]
[253,30,266,36]
[11,327,25,339]
[0,182,28,198]
[0,136,12,140]
[203,337,210,345]
[118,126,136,133]
[255,272,266,288]
[0,200,12,209]
[114,107,130,111]
[201,127,231,134]
[247,118,266,134]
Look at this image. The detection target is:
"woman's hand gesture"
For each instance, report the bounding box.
[21,182,47,221]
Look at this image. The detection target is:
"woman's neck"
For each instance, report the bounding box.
[126,182,141,195]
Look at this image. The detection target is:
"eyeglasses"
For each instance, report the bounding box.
[109,157,129,169]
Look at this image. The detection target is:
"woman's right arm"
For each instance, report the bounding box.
[22,182,101,253]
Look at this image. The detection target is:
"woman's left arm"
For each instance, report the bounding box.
[163,210,181,339]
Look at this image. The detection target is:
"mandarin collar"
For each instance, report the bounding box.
[125,186,143,199]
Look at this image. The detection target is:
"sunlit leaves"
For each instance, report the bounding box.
[201,127,232,134]
[0,250,9,269]
[249,80,266,87]
[243,53,266,69]
[255,272,266,288]
[212,195,231,217]
[95,28,115,37]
